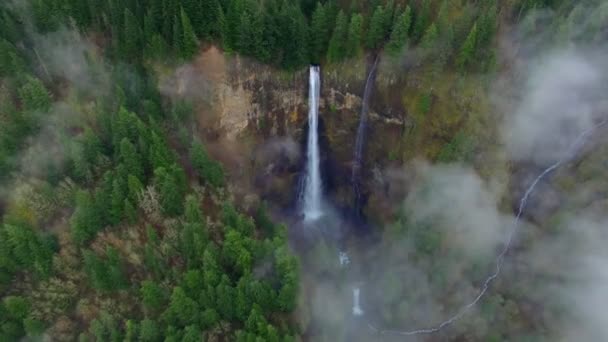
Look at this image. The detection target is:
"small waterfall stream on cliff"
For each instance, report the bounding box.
[302,66,323,221]
[352,57,380,216]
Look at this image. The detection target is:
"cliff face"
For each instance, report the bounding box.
[176,47,410,221]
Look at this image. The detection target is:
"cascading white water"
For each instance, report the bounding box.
[302,66,323,221]
[353,287,364,316]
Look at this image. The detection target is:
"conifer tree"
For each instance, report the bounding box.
[0,39,24,77]
[346,13,363,58]
[120,138,143,181]
[412,0,431,42]
[180,8,199,60]
[123,9,142,62]
[386,6,412,55]
[71,191,102,245]
[457,22,478,71]
[110,178,125,224]
[310,2,330,64]
[421,23,439,49]
[18,77,51,112]
[326,10,348,63]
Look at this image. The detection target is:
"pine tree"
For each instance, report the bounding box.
[190,140,224,188]
[412,0,431,42]
[123,8,143,62]
[225,0,245,51]
[421,23,439,49]
[345,13,363,58]
[18,77,51,112]
[365,6,386,49]
[279,3,308,69]
[124,199,137,224]
[172,14,182,52]
[309,2,330,64]
[201,0,221,39]
[110,178,125,224]
[166,287,199,326]
[153,166,185,217]
[182,325,201,342]
[386,6,412,55]
[138,319,160,342]
[0,39,24,76]
[326,10,348,63]
[457,22,478,71]
[71,191,102,245]
[180,8,199,60]
[181,0,204,36]
[140,280,165,311]
[120,138,143,181]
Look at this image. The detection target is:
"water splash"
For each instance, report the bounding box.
[339,251,351,266]
[353,287,364,316]
[366,120,607,336]
[352,57,380,216]
[302,66,323,221]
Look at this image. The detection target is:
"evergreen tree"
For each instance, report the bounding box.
[309,2,330,64]
[421,23,439,49]
[180,8,199,60]
[386,6,412,55]
[225,0,245,51]
[124,199,137,224]
[138,319,160,342]
[346,13,363,58]
[172,14,182,52]
[71,190,102,245]
[326,10,348,63]
[279,3,308,69]
[190,140,224,188]
[457,22,478,71]
[123,9,143,62]
[166,287,199,326]
[153,165,186,217]
[366,6,387,49]
[412,0,431,42]
[120,138,143,181]
[110,178,125,224]
[140,280,165,311]
[18,77,51,113]
[0,39,24,77]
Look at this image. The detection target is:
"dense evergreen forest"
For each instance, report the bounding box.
[1,0,607,340]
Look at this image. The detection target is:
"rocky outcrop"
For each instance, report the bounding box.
[177,47,408,220]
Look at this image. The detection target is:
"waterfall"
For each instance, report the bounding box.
[352,57,380,215]
[366,119,607,336]
[302,66,323,221]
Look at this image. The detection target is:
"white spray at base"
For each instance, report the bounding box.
[365,120,607,336]
[302,66,323,221]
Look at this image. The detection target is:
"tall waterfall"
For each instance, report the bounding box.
[302,66,323,221]
[352,57,380,215]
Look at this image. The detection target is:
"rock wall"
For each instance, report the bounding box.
[179,47,409,221]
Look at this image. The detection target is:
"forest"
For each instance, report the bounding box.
[1,0,608,341]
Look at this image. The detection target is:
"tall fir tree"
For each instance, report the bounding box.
[123,9,142,62]
[309,2,330,64]
[180,8,199,59]
[386,6,412,55]
[457,22,478,71]
[326,10,348,63]
[345,13,363,58]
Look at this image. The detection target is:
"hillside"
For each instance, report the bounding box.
[1,0,608,341]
